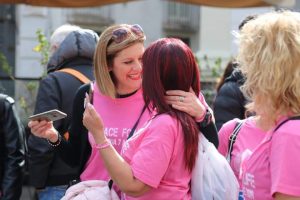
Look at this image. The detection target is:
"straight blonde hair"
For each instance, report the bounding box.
[93,24,146,98]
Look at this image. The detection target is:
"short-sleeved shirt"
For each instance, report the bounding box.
[121,114,191,200]
[218,117,265,186]
[241,118,300,200]
[80,84,150,181]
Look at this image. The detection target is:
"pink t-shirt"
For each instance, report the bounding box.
[121,114,191,200]
[218,117,265,186]
[80,84,151,181]
[241,118,300,200]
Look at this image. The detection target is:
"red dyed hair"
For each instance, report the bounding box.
[142,38,200,172]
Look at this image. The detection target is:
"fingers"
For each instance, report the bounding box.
[165,95,179,104]
[166,90,196,101]
[165,89,206,118]
[171,102,189,111]
[189,87,195,94]
[166,90,186,96]
[83,103,103,129]
[28,120,53,138]
[28,120,46,127]
[165,94,193,105]
[84,103,98,119]
[84,93,90,109]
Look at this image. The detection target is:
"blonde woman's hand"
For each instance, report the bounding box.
[83,103,106,144]
[165,88,206,119]
[28,120,59,143]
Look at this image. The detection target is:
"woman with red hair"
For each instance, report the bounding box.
[83,38,205,199]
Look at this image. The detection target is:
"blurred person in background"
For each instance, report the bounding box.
[215,59,237,93]
[27,24,98,200]
[0,93,25,200]
[213,15,257,130]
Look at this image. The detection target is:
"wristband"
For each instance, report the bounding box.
[94,140,111,150]
[198,109,212,128]
[47,134,61,147]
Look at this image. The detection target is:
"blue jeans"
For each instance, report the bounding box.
[239,191,244,200]
[37,185,67,200]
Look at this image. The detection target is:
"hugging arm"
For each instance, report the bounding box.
[165,90,219,147]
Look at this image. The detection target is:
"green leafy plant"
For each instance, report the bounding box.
[19,29,50,117]
[196,55,224,106]
[198,54,223,79]
[211,57,222,78]
[0,52,13,79]
[0,29,49,121]
[33,29,50,67]
[22,29,49,117]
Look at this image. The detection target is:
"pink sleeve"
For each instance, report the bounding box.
[199,92,209,108]
[130,117,176,188]
[217,119,239,157]
[195,92,210,122]
[270,123,300,197]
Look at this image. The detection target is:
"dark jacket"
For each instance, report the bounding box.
[0,94,25,200]
[27,29,98,188]
[213,69,247,131]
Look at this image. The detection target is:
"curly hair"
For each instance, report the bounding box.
[237,11,300,129]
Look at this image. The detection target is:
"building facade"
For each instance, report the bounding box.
[0,0,295,117]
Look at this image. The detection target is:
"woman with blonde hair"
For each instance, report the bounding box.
[83,38,204,199]
[28,23,217,196]
[237,11,300,200]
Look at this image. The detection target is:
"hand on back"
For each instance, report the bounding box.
[165,88,206,119]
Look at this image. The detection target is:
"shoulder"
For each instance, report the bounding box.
[0,94,14,105]
[218,81,242,96]
[270,119,300,158]
[152,114,177,127]
[219,118,239,136]
[77,83,90,94]
[147,114,179,137]
[274,119,300,138]
[214,82,245,109]
[38,74,61,89]
[0,94,14,119]
[217,118,240,154]
[73,83,90,102]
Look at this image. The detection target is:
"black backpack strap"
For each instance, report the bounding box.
[127,105,147,140]
[226,119,244,163]
[108,105,147,190]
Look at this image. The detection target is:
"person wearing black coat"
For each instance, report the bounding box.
[213,69,246,130]
[27,25,99,199]
[212,15,258,131]
[0,94,25,200]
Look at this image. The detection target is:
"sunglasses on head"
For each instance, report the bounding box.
[111,24,144,44]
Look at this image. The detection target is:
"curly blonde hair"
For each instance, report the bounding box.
[94,24,146,98]
[237,11,300,129]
